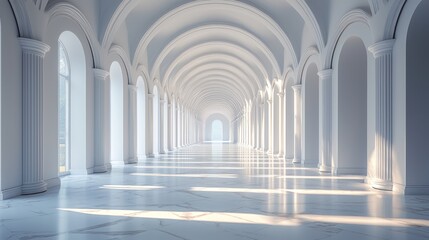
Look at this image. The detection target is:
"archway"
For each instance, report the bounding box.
[211,120,223,142]
[110,61,124,163]
[302,63,319,164]
[152,86,160,154]
[405,0,429,191]
[136,76,146,159]
[204,113,230,142]
[336,37,367,174]
[58,31,86,175]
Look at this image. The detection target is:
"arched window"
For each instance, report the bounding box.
[211,120,223,142]
[58,40,70,174]
[58,31,87,175]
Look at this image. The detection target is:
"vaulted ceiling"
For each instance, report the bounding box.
[46,0,372,121]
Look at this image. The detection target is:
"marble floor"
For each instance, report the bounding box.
[1,144,429,240]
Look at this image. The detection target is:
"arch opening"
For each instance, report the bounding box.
[110,61,124,163]
[405,0,429,190]
[337,37,368,175]
[204,113,230,143]
[211,120,223,142]
[58,31,86,175]
[302,63,319,164]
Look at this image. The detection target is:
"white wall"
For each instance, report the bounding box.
[110,61,124,163]
[137,76,146,159]
[44,14,96,182]
[302,62,319,164]
[405,0,429,190]
[336,37,367,174]
[204,113,230,142]
[153,86,159,154]
[0,1,23,198]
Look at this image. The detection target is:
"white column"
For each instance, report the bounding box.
[146,94,155,158]
[368,39,395,191]
[278,92,285,158]
[292,85,302,163]
[175,105,179,148]
[19,38,50,194]
[257,103,263,150]
[266,99,272,153]
[168,103,174,151]
[180,105,184,147]
[127,85,138,163]
[261,103,268,152]
[159,99,166,154]
[185,109,188,146]
[318,69,333,172]
[93,69,110,172]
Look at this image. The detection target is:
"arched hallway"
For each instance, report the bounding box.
[1,143,429,239]
[1,0,429,238]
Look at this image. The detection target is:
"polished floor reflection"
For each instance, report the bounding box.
[1,144,429,240]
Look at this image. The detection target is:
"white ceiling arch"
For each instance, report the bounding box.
[151,25,282,81]
[131,0,299,72]
[173,63,257,100]
[168,53,262,94]
[92,0,333,120]
[182,77,250,105]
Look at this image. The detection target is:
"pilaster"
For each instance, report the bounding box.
[159,99,166,154]
[368,39,395,191]
[318,69,333,172]
[168,103,174,151]
[277,92,285,158]
[292,85,302,164]
[127,84,138,163]
[268,98,274,154]
[146,93,155,158]
[19,38,50,194]
[93,69,110,173]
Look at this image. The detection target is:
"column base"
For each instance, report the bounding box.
[126,158,138,164]
[146,154,155,158]
[106,163,112,171]
[93,164,108,173]
[319,165,331,173]
[292,158,301,164]
[21,181,47,195]
[369,177,393,191]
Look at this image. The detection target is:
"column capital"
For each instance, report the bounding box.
[148,93,155,99]
[19,38,50,57]
[277,92,285,97]
[292,85,302,92]
[317,69,333,80]
[93,69,109,81]
[368,39,395,58]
